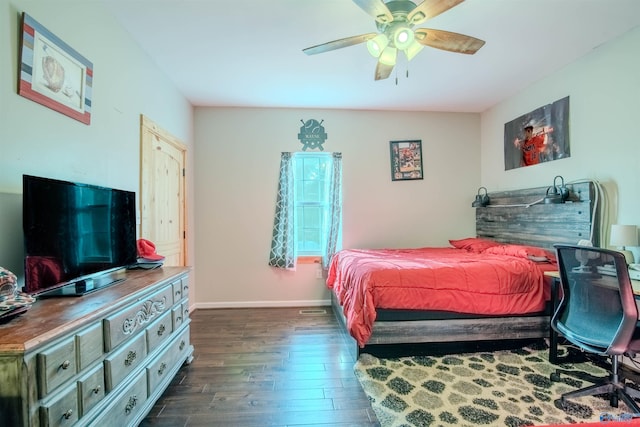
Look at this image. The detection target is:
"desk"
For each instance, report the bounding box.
[544,270,640,364]
[545,270,640,294]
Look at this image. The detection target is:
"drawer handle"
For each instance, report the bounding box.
[175,290,181,297]
[61,360,71,370]
[179,340,185,351]
[157,324,166,336]
[125,395,138,415]
[92,385,102,394]
[158,362,167,376]
[63,409,73,420]
[183,285,189,292]
[176,316,182,323]
[124,350,137,366]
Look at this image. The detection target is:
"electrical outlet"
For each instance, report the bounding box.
[315,267,323,279]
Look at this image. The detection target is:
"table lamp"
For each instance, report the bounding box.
[610,224,638,264]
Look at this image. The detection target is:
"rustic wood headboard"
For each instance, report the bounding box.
[475,181,599,251]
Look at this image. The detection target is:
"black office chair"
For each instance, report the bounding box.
[551,244,640,412]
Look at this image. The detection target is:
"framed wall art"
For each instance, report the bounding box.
[390,140,423,181]
[503,96,570,170]
[18,12,93,125]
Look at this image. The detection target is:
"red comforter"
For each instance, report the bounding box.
[326,247,553,347]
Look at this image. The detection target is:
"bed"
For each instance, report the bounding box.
[328,181,600,358]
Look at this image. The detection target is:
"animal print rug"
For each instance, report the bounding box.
[354,341,640,426]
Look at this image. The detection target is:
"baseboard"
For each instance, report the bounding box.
[195,299,331,309]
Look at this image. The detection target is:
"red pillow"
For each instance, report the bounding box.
[449,237,500,253]
[483,244,553,262]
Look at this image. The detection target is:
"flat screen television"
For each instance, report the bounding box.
[23,174,137,296]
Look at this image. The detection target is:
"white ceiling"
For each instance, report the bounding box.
[102,0,640,113]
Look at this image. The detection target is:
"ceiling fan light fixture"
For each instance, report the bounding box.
[404,40,424,61]
[379,46,397,66]
[302,0,484,81]
[393,27,414,50]
[366,34,389,58]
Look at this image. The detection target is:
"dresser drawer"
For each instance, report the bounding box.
[77,322,104,370]
[147,328,190,392]
[146,310,173,354]
[38,336,77,398]
[180,275,189,299]
[104,284,173,351]
[172,279,183,303]
[172,305,184,330]
[40,383,78,427]
[104,332,147,391]
[146,342,178,393]
[78,364,105,416]
[182,300,190,322]
[176,327,191,357]
[88,370,148,427]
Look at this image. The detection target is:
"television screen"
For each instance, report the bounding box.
[23,175,137,296]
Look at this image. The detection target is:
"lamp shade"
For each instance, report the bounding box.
[379,46,397,66]
[367,34,389,58]
[393,26,415,50]
[404,40,424,61]
[610,224,638,247]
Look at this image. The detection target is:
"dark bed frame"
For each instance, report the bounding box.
[331,181,600,359]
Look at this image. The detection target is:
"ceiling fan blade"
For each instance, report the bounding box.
[414,28,485,54]
[407,0,466,25]
[352,0,394,24]
[303,33,377,55]
[375,61,394,81]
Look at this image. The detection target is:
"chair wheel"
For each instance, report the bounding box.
[555,397,568,409]
[550,372,561,382]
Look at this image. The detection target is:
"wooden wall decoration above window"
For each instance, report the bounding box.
[298,119,327,151]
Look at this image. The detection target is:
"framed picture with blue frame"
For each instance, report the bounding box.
[390,140,423,181]
[18,12,93,125]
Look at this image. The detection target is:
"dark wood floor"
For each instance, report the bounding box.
[140,307,380,426]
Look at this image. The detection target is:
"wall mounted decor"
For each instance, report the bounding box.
[297,119,327,151]
[503,96,570,170]
[390,140,423,181]
[18,12,93,125]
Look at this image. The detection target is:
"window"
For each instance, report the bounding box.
[268,151,341,270]
[294,153,333,256]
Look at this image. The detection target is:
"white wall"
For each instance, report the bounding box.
[193,108,480,307]
[0,1,195,286]
[480,26,640,252]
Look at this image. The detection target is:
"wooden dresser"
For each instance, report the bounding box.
[0,267,194,426]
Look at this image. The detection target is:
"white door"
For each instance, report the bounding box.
[139,115,187,266]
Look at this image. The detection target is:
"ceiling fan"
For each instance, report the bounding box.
[302,0,485,81]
